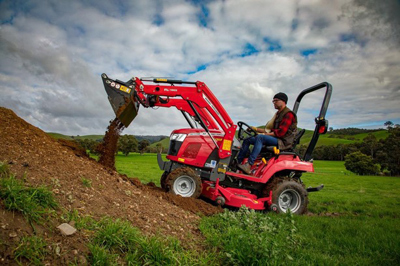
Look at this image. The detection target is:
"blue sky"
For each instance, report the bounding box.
[1,0,399,135]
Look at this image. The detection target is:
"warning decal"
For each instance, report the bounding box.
[222,140,232,151]
[119,85,131,94]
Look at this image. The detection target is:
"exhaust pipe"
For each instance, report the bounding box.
[101,73,139,127]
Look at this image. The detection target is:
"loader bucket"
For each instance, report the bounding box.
[101,73,138,127]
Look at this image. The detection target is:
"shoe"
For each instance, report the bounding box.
[238,162,251,175]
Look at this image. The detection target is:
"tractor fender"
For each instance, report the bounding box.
[260,159,314,183]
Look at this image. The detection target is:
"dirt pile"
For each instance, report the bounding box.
[0,107,221,264]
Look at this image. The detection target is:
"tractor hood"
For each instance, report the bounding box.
[101,73,139,127]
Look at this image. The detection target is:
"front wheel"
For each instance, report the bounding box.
[165,167,202,198]
[160,171,169,190]
[270,181,308,214]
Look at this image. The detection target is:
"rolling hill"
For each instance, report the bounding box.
[299,129,388,146]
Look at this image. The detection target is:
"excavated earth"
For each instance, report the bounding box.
[0,107,221,265]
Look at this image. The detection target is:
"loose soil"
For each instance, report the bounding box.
[96,118,125,170]
[0,107,221,265]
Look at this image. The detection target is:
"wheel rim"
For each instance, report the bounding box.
[278,189,301,213]
[173,175,196,197]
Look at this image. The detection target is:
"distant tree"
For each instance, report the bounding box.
[361,134,380,158]
[138,139,150,155]
[345,151,380,175]
[330,128,382,135]
[156,143,163,153]
[336,144,346,161]
[118,135,138,156]
[384,121,394,129]
[382,127,400,175]
[329,127,333,132]
[75,139,98,153]
[89,140,102,154]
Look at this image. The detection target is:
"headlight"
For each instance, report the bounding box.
[170,133,187,142]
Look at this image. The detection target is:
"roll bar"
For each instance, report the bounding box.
[292,82,333,161]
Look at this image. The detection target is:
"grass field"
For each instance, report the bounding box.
[299,129,388,147]
[294,161,400,264]
[47,132,103,141]
[114,154,400,264]
[115,153,166,185]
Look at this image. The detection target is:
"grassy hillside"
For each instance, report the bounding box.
[47,132,103,141]
[299,129,388,146]
[47,132,73,140]
[149,137,170,149]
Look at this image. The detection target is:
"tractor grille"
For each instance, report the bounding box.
[168,140,183,156]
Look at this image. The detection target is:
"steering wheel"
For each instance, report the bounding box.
[237,121,258,141]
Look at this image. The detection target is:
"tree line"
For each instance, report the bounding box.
[74,135,167,157]
[296,124,400,176]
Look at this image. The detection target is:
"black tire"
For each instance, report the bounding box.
[270,181,308,215]
[160,171,169,190]
[165,167,202,198]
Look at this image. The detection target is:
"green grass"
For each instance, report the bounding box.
[85,217,215,265]
[81,177,92,188]
[47,132,103,141]
[61,210,215,265]
[114,153,166,185]
[303,161,400,217]
[0,163,58,224]
[200,207,299,265]
[14,236,48,265]
[299,129,388,147]
[291,161,400,264]
[351,130,389,141]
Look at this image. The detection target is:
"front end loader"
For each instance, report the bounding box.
[101,73,332,214]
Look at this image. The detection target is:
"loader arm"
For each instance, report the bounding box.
[101,74,237,159]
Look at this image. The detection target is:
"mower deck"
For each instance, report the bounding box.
[201,180,272,210]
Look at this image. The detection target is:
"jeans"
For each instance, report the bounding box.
[237,134,278,165]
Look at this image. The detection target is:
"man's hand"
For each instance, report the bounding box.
[246,126,257,132]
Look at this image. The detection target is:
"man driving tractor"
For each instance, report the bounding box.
[102,73,331,213]
[237,92,298,175]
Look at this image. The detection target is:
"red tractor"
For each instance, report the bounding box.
[102,74,332,214]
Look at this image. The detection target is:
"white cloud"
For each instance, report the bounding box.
[0,0,399,137]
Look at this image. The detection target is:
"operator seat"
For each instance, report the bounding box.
[258,128,306,158]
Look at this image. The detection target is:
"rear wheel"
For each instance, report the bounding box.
[165,167,202,198]
[268,180,308,214]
